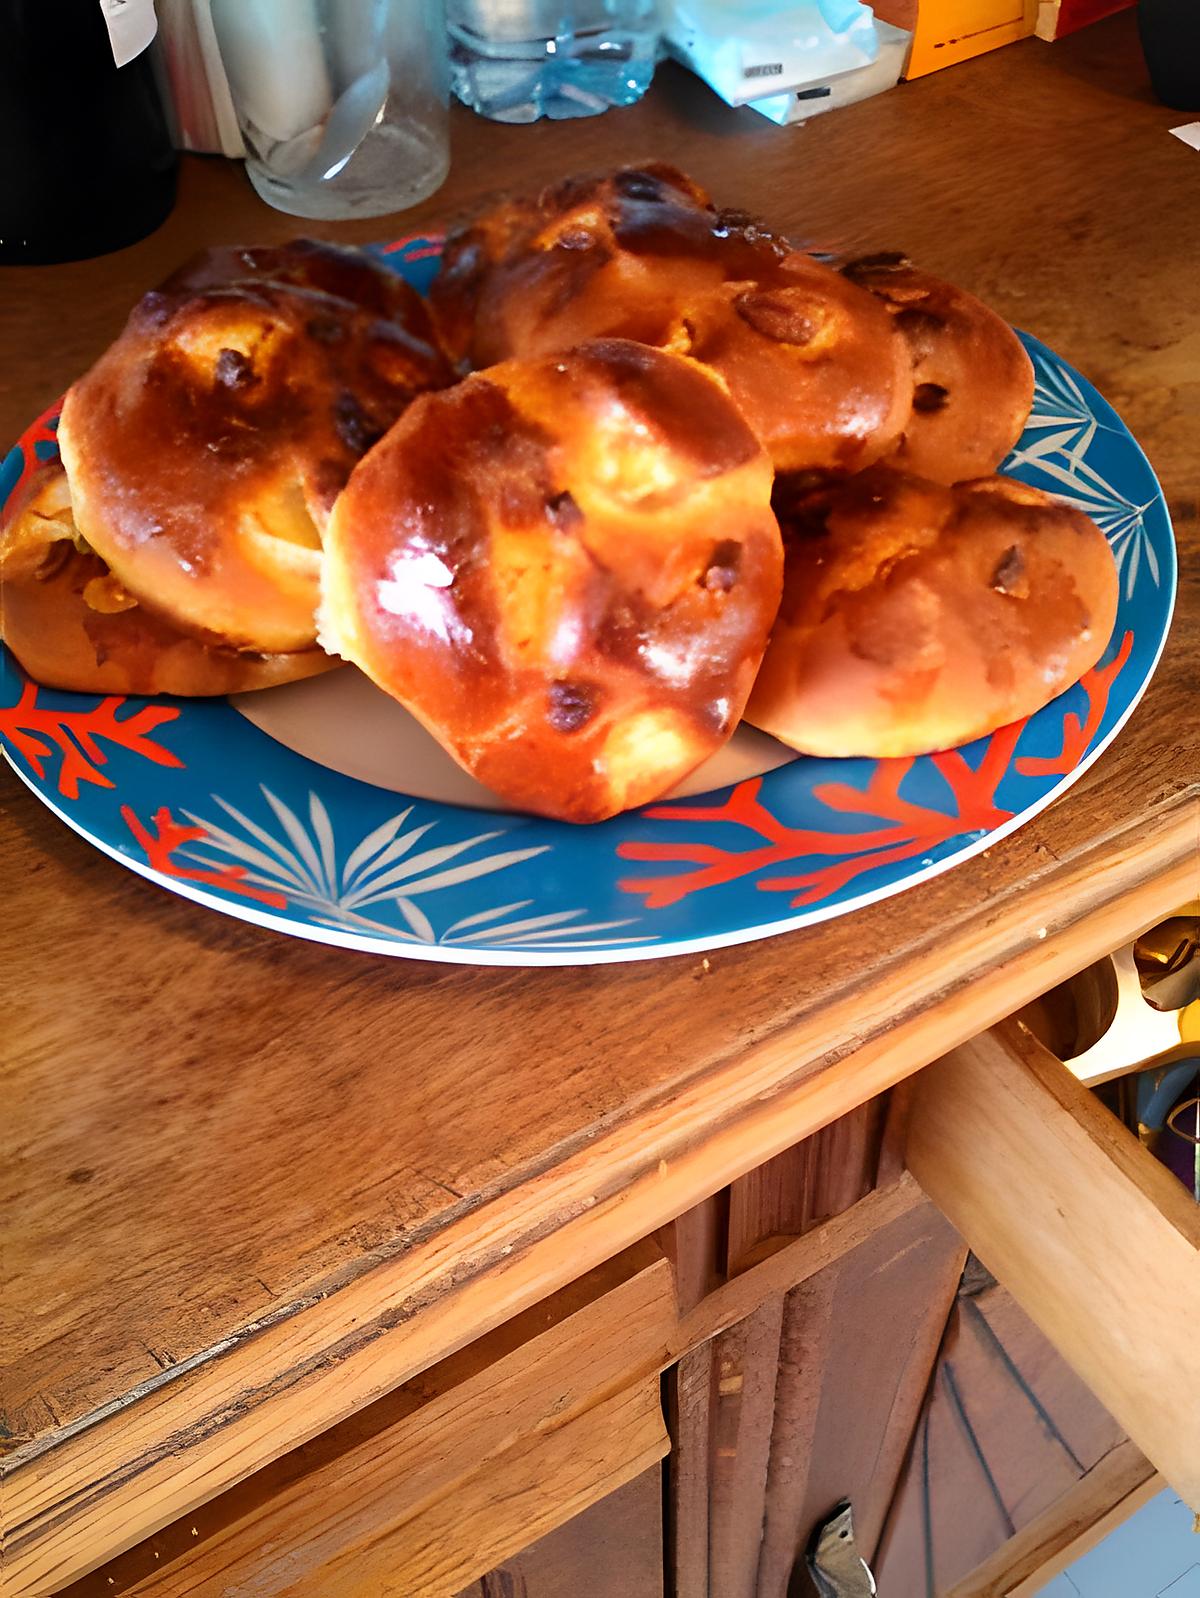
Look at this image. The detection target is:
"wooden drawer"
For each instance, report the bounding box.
[905,1019,1200,1511]
[42,1012,1199,1596]
[62,1241,674,1598]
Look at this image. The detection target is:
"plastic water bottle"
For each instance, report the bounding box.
[447,0,661,122]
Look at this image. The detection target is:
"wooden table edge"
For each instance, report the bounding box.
[4,789,1197,1593]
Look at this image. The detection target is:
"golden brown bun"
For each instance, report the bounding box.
[321,339,784,823]
[745,469,1119,759]
[429,163,724,366]
[1,464,337,696]
[57,241,453,657]
[159,238,439,324]
[431,166,913,476]
[842,253,1035,483]
[683,254,914,476]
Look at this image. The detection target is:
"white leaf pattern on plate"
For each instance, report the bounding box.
[1005,349,1163,601]
[180,786,655,948]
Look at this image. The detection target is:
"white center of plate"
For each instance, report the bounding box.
[231,667,796,809]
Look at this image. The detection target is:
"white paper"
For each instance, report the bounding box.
[748,20,910,125]
[1169,122,1200,152]
[99,0,158,68]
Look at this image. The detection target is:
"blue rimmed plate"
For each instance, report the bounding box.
[0,238,1176,965]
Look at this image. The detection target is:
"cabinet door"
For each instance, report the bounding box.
[665,1190,967,1598]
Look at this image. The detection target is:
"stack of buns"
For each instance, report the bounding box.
[1,168,1119,823]
[3,240,451,696]
[429,164,913,478]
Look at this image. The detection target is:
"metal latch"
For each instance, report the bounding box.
[805,1501,877,1598]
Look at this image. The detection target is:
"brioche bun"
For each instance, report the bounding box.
[1,465,336,695]
[321,339,784,822]
[746,469,1119,758]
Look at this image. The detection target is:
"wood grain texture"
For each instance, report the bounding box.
[4,820,1193,1594]
[50,1159,915,1598]
[58,1243,673,1598]
[708,1296,786,1598]
[660,1177,960,1598]
[3,10,1198,1588]
[666,1347,714,1598]
[755,1201,967,1597]
[687,1095,928,1597]
[754,1271,837,1598]
[876,1079,919,1191]
[656,1195,728,1317]
[725,1099,888,1274]
[71,1389,667,1598]
[268,1379,667,1598]
[679,1174,927,1359]
[456,1466,665,1598]
[907,1024,1200,1509]
[727,1149,818,1276]
[663,1164,921,1598]
[873,1268,1132,1596]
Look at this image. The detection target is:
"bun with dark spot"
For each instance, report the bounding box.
[842,255,1034,483]
[320,340,784,822]
[54,240,452,663]
[746,468,1118,758]
[431,166,914,478]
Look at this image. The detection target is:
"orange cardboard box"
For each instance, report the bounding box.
[875,0,1038,77]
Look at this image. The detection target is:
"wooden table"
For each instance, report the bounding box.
[3,13,1198,1593]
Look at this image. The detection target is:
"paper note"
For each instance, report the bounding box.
[1169,122,1200,151]
[98,0,157,69]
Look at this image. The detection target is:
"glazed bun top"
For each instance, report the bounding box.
[320,339,784,822]
[159,237,443,322]
[430,165,913,477]
[429,162,745,366]
[746,468,1119,759]
[842,252,1035,483]
[57,241,453,655]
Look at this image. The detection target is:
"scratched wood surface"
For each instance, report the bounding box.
[2,11,1198,1590]
[55,1243,674,1597]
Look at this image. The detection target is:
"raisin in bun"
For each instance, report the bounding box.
[682,252,913,476]
[843,254,1035,483]
[321,340,784,823]
[55,241,452,661]
[745,468,1118,759]
[431,165,913,477]
[1,464,336,695]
